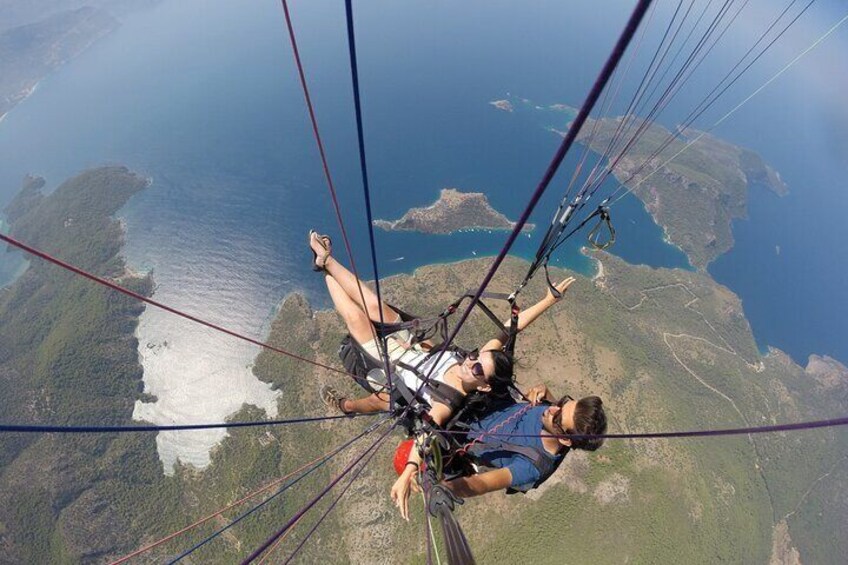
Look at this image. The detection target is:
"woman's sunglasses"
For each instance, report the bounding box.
[464,349,486,379]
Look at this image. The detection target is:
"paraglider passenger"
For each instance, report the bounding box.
[309,230,571,425]
[308,229,581,518]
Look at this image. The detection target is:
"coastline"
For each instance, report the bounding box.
[373,187,535,235]
[0,81,42,129]
[371,250,597,285]
[589,249,605,282]
[376,223,536,235]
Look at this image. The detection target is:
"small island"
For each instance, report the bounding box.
[489,99,514,112]
[373,188,534,234]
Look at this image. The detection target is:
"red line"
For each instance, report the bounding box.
[280,0,379,330]
[107,448,336,565]
[0,233,349,377]
[280,0,390,389]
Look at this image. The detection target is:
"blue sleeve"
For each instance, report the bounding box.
[505,457,541,490]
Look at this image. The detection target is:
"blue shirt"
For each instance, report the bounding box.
[467,404,565,491]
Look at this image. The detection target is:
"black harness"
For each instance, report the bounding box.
[337,331,466,414]
[442,399,568,493]
[466,436,566,493]
[337,289,523,415]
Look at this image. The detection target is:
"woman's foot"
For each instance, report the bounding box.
[320,385,351,415]
[309,230,332,271]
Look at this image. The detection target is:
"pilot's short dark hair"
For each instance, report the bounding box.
[572,396,607,451]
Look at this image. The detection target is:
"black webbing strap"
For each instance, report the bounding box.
[517,204,617,302]
[427,379,465,412]
[543,260,561,300]
[473,298,509,336]
[587,206,615,250]
[391,378,421,408]
[467,438,557,488]
[395,358,465,413]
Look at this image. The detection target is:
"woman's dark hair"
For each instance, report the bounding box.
[488,349,515,393]
[460,350,516,421]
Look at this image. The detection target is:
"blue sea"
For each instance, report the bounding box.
[0,0,844,466]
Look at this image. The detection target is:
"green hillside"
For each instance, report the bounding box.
[0,168,844,564]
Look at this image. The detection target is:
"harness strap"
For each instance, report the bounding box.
[473,299,509,336]
[587,206,615,250]
[467,439,560,490]
[426,379,465,413]
[469,440,555,475]
[395,358,465,413]
[543,260,562,299]
[391,378,422,408]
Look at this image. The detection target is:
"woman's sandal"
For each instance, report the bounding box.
[309,230,333,272]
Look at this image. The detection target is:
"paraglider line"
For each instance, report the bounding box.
[106,418,387,565]
[240,422,396,564]
[0,233,354,379]
[169,416,391,564]
[0,412,386,434]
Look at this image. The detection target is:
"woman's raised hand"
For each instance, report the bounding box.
[547,276,576,302]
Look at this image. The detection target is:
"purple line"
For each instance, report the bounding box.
[282,428,389,564]
[240,422,395,564]
[444,415,848,441]
[0,412,387,434]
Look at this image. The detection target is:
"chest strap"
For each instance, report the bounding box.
[467,439,564,492]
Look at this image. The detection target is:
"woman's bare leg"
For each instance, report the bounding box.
[310,232,400,323]
[325,262,399,324]
[325,275,375,345]
[324,276,391,414]
[340,393,389,414]
[325,257,400,323]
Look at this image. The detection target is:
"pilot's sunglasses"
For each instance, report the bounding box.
[553,395,574,435]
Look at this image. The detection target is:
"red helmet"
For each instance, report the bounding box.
[393,438,415,475]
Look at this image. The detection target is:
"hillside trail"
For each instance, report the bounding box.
[598,272,777,522]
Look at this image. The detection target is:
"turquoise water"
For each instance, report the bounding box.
[0,0,845,462]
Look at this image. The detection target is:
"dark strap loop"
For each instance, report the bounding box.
[587,207,616,250]
[543,260,562,300]
[474,299,509,336]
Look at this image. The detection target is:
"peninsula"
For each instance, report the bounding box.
[373,188,534,234]
[0,167,175,563]
[0,7,119,121]
[511,99,788,269]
